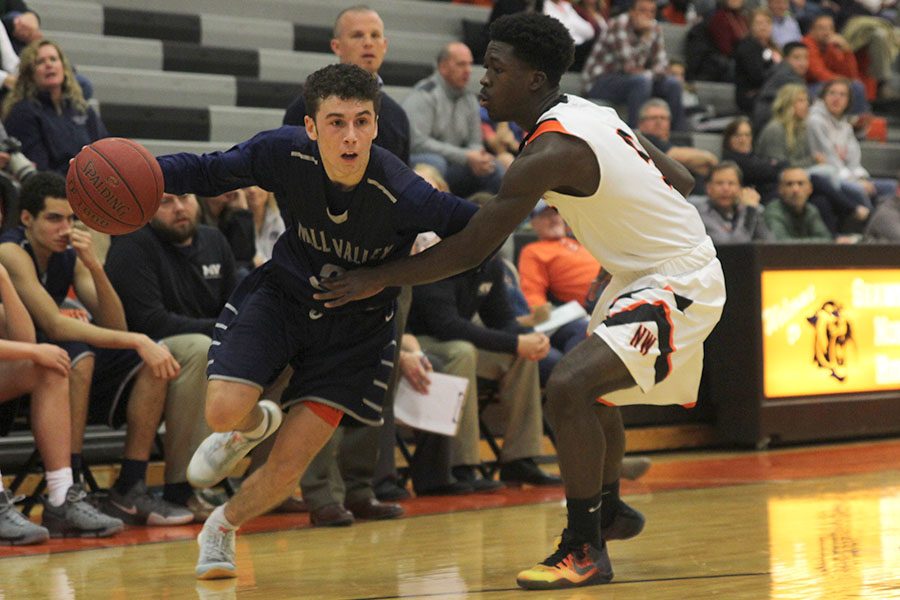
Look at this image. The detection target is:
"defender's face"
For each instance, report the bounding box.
[22,197,74,254]
[306,96,378,187]
[479,41,531,124]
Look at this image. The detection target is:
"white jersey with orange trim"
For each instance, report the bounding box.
[528,95,710,276]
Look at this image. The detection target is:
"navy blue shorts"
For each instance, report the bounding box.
[38,335,144,428]
[208,266,396,426]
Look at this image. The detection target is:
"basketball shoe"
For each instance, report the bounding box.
[0,490,49,545]
[516,529,613,590]
[41,483,124,538]
[103,480,194,526]
[188,400,283,488]
[196,519,237,580]
[602,499,645,542]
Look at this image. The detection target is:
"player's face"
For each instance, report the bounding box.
[306,96,378,189]
[151,193,199,245]
[22,197,74,254]
[331,10,387,76]
[531,207,566,240]
[778,168,812,211]
[706,169,741,209]
[32,44,65,93]
[479,41,532,123]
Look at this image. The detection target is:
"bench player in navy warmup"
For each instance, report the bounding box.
[156,64,478,580]
[317,14,726,590]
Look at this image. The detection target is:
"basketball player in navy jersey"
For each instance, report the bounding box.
[156,64,478,580]
[318,13,726,591]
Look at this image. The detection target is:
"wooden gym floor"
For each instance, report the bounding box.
[0,438,897,599]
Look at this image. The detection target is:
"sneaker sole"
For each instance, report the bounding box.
[516,571,613,590]
[187,400,283,488]
[47,523,124,538]
[603,506,646,542]
[0,531,50,545]
[196,565,237,580]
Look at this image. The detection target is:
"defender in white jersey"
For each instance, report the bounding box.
[318,12,725,591]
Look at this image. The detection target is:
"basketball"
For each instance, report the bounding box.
[66,138,164,235]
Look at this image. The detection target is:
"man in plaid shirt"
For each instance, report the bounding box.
[581,0,686,130]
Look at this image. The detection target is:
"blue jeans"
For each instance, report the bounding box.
[410,152,504,198]
[586,72,687,130]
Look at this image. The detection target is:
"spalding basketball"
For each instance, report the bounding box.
[66,138,163,235]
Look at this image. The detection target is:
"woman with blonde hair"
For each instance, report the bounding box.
[757,83,868,232]
[2,39,107,175]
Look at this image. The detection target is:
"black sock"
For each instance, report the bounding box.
[600,480,620,528]
[70,454,82,481]
[114,459,147,495]
[566,493,603,548]
[163,482,193,506]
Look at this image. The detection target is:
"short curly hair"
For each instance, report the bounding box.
[304,63,381,120]
[489,13,574,86]
[20,171,67,217]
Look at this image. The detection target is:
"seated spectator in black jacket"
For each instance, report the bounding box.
[1,0,39,54]
[407,253,561,487]
[698,161,774,243]
[104,192,239,519]
[198,190,255,279]
[721,116,781,204]
[733,8,782,114]
[752,41,808,131]
[1,40,105,175]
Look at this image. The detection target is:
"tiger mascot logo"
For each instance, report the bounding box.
[807,301,853,382]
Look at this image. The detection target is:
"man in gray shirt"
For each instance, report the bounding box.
[403,42,504,197]
[699,162,774,244]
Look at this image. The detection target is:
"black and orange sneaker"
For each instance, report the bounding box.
[516,529,613,590]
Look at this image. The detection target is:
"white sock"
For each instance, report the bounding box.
[242,405,269,440]
[46,467,74,507]
[207,504,238,531]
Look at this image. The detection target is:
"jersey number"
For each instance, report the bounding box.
[615,129,672,188]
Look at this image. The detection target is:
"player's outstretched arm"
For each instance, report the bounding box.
[635,131,695,198]
[317,134,588,307]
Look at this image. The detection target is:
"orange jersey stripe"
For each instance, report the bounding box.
[524,119,572,147]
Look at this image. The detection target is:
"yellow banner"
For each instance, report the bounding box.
[761,269,900,398]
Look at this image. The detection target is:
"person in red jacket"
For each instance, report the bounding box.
[802,14,870,115]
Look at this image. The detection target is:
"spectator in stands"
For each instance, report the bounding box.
[407,250,561,488]
[840,11,899,101]
[0,262,122,543]
[582,0,687,130]
[480,106,522,170]
[573,0,609,39]
[1,1,39,54]
[864,178,900,242]
[283,6,410,165]
[807,78,897,207]
[767,0,802,49]
[0,172,193,528]
[198,191,255,279]
[734,8,782,113]
[543,0,597,70]
[698,162,774,243]
[637,99,717,184]
[405,42,504,197]
[803,14,870,115]
[104,192,242,520]
[244,186,284,267]
[757,83,870,234]
[0,24,18,95]
[752,40,809,131]
[721,116,781,204]
[1,40,106,175]
[518,200,595,385]
[763,167,833,241]
[708,0,749,60]
[282,6,411,524]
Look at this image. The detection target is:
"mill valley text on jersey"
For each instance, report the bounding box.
[158,127,477,313]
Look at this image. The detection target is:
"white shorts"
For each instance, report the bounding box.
[590,239,725,408]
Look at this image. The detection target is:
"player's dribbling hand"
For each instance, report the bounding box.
[314,269,385,308]
[135,336,181,380]
[32,343,71,376]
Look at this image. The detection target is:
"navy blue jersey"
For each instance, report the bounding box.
[0,226,75,305]
[159,126,478,313]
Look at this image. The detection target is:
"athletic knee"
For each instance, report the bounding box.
[544,370,584,422]
[205,382,257,432]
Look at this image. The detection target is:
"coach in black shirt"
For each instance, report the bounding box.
[105,192,238,518]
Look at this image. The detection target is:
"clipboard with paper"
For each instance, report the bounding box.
[393,372,469,436]
[533,300,589,335]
